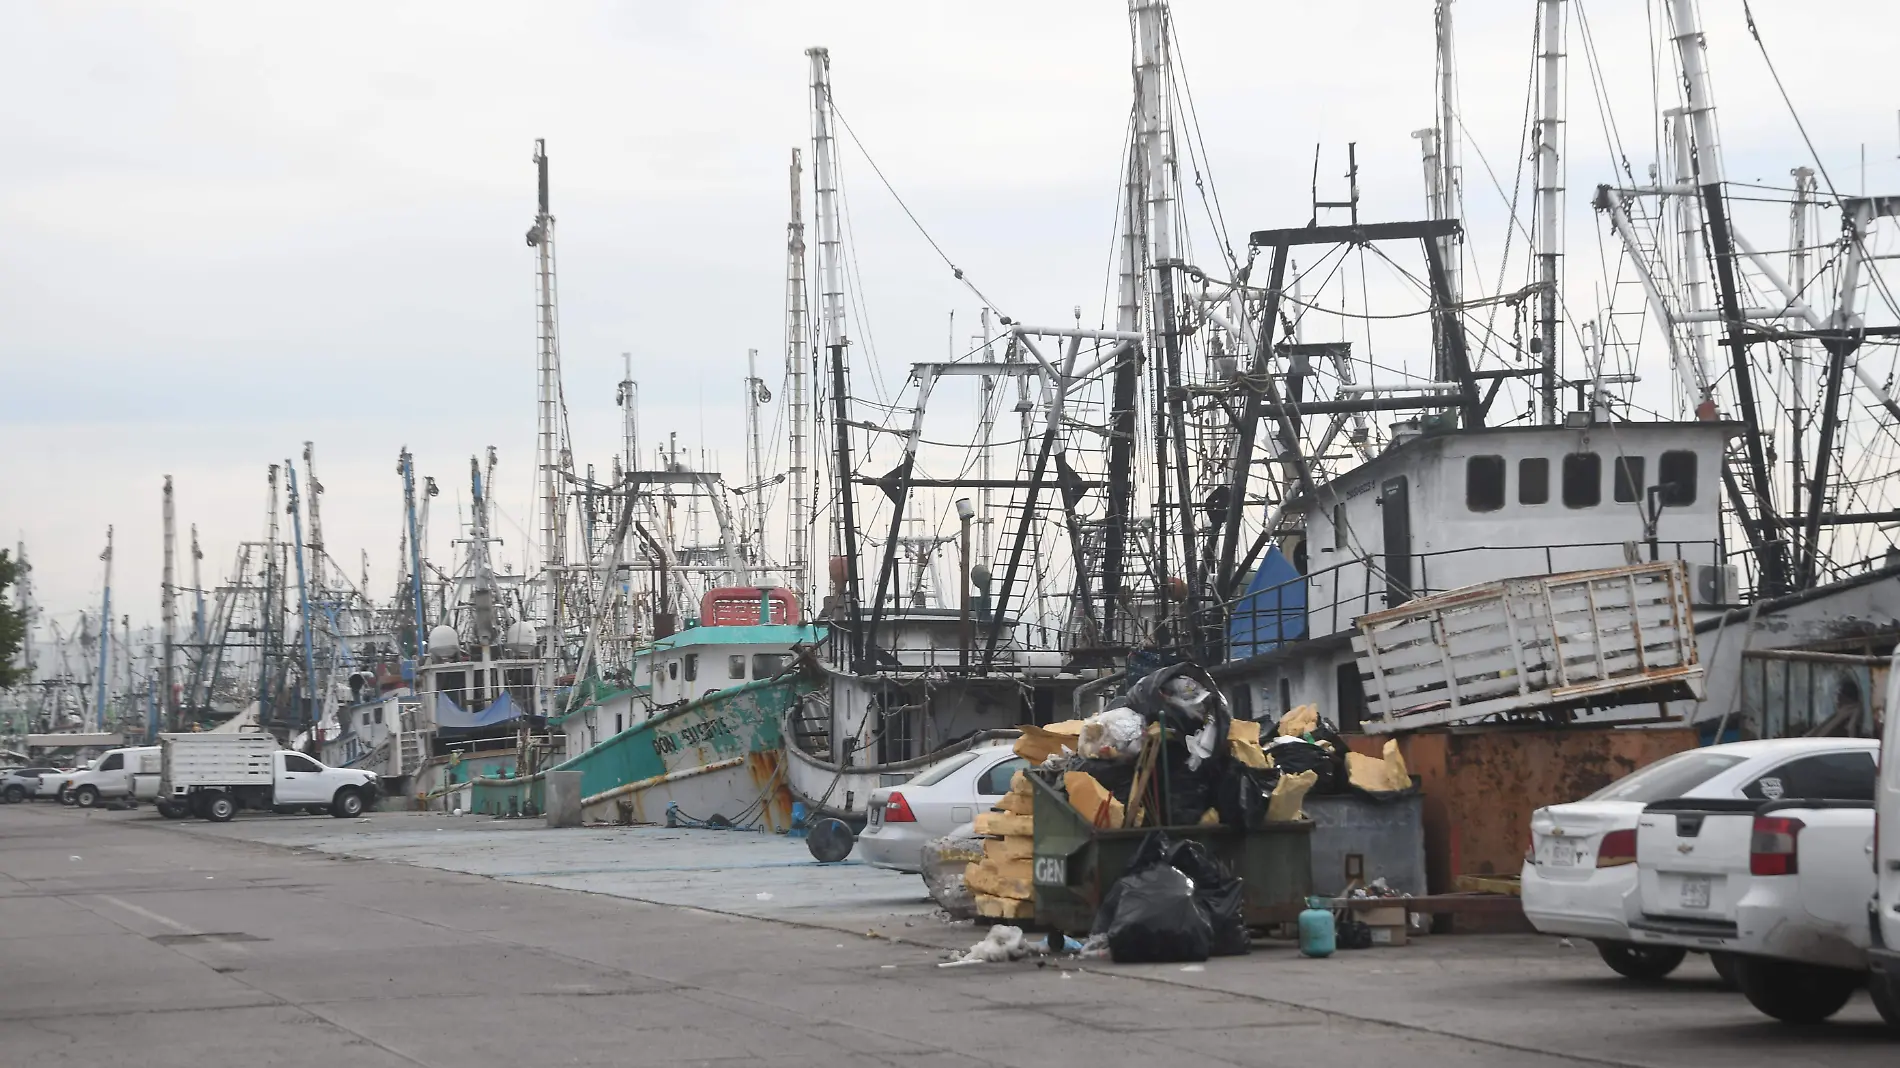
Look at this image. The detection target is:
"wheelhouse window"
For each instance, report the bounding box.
[1562,453,1601,508]
[1613,456,1646,504]
[1658,450,1697,506]
[728,655,747,680]
[668,661,679,681]
[1518,457,1550,505]
[1465,455,1506,512]
[683,654,698,682]
[752,653,789,679]
[1332,503,1347,551]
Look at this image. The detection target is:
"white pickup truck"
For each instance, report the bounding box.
[59,746,163,808]
[157,732,378,822]
[1632,739,1891,1026]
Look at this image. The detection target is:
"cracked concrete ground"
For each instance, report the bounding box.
[2,803,1893,1067]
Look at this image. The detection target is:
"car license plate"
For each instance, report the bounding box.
[1548,841,1578,867]
[1680,875,1711,909]
[867,808,882,829]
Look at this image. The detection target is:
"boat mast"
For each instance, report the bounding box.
[161,476,177,732]
[1422,0,1464,383]
[399,449,428,660]
[302,442,327,600]
[808,45,864,663]
[93,526,112,731]
[1534,0,1566,423]
[527,139,568,657]
[784,147,812,607]
[1664,0,1790,596]
[1102,145,1145,646]
[976,308,997,563]
[1133,0,1204,655]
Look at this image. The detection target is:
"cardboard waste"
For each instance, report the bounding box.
[967,771,1041,920]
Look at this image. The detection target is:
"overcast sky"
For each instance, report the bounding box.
[3,0,1896,634]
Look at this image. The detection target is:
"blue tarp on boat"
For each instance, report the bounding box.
[1227,545,1307,659]
[433,691,523,730]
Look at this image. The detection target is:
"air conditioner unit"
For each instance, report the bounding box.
[1690,563,1738,606]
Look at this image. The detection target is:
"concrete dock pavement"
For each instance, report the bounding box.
[1,802,1894,1068]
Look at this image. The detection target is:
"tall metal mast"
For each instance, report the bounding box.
[161,477,177,732]
[1102,145,1145,645]
[617,353,638,479]
[527,139,567,656]
[1534,0,1567,422]
[285,459,317,730]
[302,442,327,598]
[976,308,998,563]
[784,148,811,605]
[1665,0,1790,595]
[1132,0,1203,653]
[93,527,112,731]
[399,449,428,658]
[809,45,864,660]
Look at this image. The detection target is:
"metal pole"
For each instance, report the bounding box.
[401,449,428,660]
[528,138,565,658]
[745,347,765,567]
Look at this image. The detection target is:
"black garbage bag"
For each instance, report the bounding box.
[1093,834,1245,962]
[1212,762,1282,829]
[1073,757,1139,804]
[1155,742,1215,825]
[1096,863,1212,963]
[1266,737,1341,793]
[1166,838,1251,956]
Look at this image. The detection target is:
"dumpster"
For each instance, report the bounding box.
[1028,770,1314,935]
[1304,791,1426,897]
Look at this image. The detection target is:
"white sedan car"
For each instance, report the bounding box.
[856,744,1028,874]
[1522,737,1880,982]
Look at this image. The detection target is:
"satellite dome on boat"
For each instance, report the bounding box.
[503,621,537,657]
[425,625,461,660]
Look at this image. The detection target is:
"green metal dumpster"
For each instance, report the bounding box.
[1028,770,1314,935]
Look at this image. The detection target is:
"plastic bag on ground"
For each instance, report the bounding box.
[921,824,986,920]
[957,924,1030,962]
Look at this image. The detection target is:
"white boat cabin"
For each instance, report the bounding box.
[1225,418,1737,727]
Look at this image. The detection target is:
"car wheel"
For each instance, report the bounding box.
[58,787,76,805]
[1868,967,1900,1030]
[202,793,236,823]
[1593,940,1687,981]
[1735,956,1861,1024]
[3,785,24,804]
[331,788,364,819]
[73,785,100,808]
[1709,951,1741,991]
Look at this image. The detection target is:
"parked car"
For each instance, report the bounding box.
[857,744,1027,873]
[58,746,162,808]
[1522,737,1878,984]
[1,767,65,804]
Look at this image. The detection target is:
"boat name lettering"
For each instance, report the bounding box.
[654,717,734,755]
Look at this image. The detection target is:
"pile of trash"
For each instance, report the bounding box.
[1090,833,1250,963]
